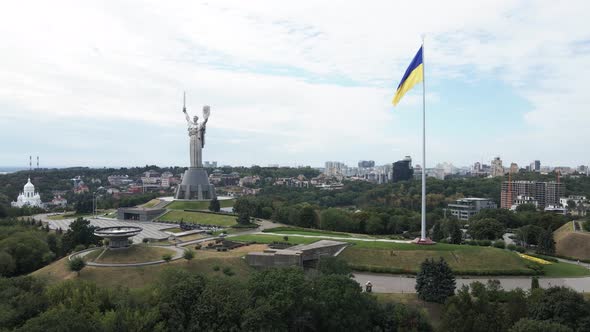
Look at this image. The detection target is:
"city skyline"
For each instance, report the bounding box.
[1,1,589,167]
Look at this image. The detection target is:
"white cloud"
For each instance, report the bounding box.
[0,0,588,166]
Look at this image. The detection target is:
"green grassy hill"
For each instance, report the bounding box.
[31,245,260,289]
[231,234,539,276]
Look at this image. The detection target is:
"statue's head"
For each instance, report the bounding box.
[193,115,199,122]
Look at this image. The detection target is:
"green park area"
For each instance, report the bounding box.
[139,199,161,208]
[262,226,354,237]
[83,246,176,264]
[230,233,590,276]
[159,210,237,227]
[32,246,257,289]
[166,199,235,210]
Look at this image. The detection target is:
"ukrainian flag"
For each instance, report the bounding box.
[392,46,423,106]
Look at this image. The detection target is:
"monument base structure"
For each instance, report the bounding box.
[175,167,216,200]
[411,237,436,245]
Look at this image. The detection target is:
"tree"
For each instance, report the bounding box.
[528,286,589,330]
[448,221,463,244]
[0,232,53,276]
[61,218,100,253]
[536,228,555,255]
[162,253,172,263]
[431,221,444,242]
[517,224,543,246]
[208,197,220,212]
[183,249,194,263]
[236,212,251,225]
[317,256,352,276]
[298,204,318,228]
[469,218,504,240]
[68,257,86,276]
[515,204,537,213]
[0,251,16,276]
[415,257,456,303]
[531,276,539,290]
[509,319,572,332]
[157,269,206,331]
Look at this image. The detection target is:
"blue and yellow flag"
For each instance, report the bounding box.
[392,46,423,106]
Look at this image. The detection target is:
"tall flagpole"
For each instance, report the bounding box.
[421,35,426,241]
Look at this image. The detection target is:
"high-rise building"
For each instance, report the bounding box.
[501,180,564,209]
[448,198,497,221]
[324,161,347,177]
[392,156,413,182]
[509,163,519,174]
[529,160,541,172]
[491,157,504,177]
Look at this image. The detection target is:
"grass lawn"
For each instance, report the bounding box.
[230,234,319,245]
[159,211,237,227]
[231,233,539,275]
[85,246,176,264]
[140,199,161,208]
[167,199,235,210]
[263,227,352,237]
[162,227,183,233]
[542,261,590,277]
[32,245,259,289]
[176,233,208,242]
[341,246,534,275]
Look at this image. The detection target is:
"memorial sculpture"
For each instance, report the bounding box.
[174,93,217,200]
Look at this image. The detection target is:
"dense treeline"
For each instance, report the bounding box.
[0,218,60,277]
[440,280,590,332]
[0,217,100,277]
[0,265,431,332]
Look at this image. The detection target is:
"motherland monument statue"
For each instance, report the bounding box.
[175,93,217,200]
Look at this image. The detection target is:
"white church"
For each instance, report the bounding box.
[11,177,43,208]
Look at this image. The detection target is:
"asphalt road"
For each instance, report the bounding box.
[354,272,590,293]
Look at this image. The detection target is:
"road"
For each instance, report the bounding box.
[354,272,590,293]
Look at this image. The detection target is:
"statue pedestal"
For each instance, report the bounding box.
[175,168,216,200]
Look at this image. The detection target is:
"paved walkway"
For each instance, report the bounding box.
[71,245,185,267]
[36,213,175,243]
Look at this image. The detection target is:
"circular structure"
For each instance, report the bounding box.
[94,226,142,248]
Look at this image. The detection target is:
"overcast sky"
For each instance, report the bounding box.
[1,0,588,168]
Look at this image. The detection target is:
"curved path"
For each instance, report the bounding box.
[70,245,184,267]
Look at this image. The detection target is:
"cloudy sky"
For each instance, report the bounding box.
[1,0,588,168]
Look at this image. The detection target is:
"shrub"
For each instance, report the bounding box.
[213,265,220,271]
[222,267,235,276]
[515,246,526,253]
[493,240,506,249]
[465,240,478,246]
[507,244,517,251]
[527,253,559,263]
[162,254,172,263]
[194,244,202,250]
[88,244,96,249]
[142,238,149,243]
[207,242,214,247]
[478,240,492,246]
[73,244,86,252]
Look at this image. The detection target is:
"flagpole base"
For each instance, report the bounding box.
[412,237,436,245]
